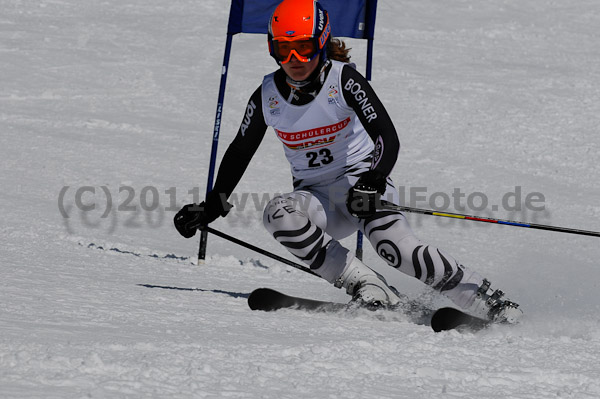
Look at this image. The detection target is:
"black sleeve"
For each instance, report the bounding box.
[341,65,400,177]
[211,86,267,199]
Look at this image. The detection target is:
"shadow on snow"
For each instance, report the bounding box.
[137,283,249,299]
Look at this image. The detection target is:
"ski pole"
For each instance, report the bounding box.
[382,204,600,238]
[204,227,319,276]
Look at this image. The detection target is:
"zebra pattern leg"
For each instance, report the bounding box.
[362,210,488,308]
[263,192,352,283]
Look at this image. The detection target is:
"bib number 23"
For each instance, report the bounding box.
[306,148,334,168]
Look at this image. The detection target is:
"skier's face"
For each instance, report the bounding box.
[281,54,320,81]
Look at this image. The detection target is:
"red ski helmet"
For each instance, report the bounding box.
[268,0,331,64]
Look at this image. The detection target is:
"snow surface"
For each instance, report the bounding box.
[2,0,600,397]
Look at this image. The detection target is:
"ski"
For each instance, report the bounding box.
[247,288,434,325]
[248,288,348,313]
[248,288,493,332]
[430,307,490,332]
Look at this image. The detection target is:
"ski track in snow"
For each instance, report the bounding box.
[1,0,600,397]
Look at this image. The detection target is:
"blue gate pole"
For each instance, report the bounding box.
[356,37,374,261]
[356,0,378,261]
[355,35,371,260]
[198,33,234,265]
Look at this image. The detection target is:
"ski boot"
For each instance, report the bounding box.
[469,279,523,324]
[334,257,402,309]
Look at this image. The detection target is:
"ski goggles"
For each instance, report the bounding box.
[271,36,320,64]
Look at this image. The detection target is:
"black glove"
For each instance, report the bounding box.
[346,170,387,219]
[173,192,232,238]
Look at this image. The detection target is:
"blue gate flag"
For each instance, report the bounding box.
[227,0,376,39]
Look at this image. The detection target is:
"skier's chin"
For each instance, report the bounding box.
[287,68,310,81]
[282,57,319,81]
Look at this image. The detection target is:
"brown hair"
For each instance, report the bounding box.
[327,38,351,63]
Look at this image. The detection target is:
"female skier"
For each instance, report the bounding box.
[174,0,522,323]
